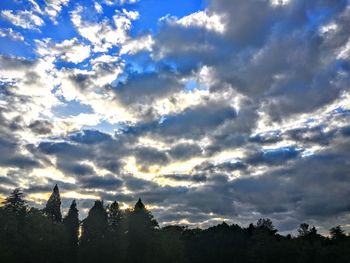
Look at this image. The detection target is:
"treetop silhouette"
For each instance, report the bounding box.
[2,188,27,216]
[134,198,145,210]
[44,184,62,222]
[0,186,350,263]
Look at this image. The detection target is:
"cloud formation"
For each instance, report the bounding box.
[0,0,349,233]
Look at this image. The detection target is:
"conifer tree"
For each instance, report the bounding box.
[132,198,158,228]
[107,201,122,229]
[134,198,145,210]
[330,225,346,240]
[80,200,108,243]
[105,201,124,262]
[127,198,159,263]
[63,200,80,252]
[2,188,27,216]
[79,200,109,263]
[44,184,62,222]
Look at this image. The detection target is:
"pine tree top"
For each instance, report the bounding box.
[71,199,77,208]
[134,198,145,210]
[44,184,62,222]
[3,188,27,215]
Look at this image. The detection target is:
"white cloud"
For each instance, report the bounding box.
[120,35,154,55]
[1,10,44,30]
[121,8,139,20]
[0,28,24,42]
[104,0,139,6]
[337,37,350,59]
[175,11,226,33]
[44,0,70,22]
[28,0,43,14]
[0,55,62,145]
[27,0,69,23]
[71,6,139,52]
[94,2,103,13]
[90,54,124,86]
[55,55,137,123]
[36,38,91,64]
[270,0,291,6]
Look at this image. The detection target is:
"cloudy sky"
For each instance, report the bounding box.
[0,0,350,234]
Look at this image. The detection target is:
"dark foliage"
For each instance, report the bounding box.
[63,200,79,263]
[43,184,62,222]
[1,187,350,263]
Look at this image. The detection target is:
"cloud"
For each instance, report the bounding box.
[28,120,53,134]
[0,55,60,117]
[1,10,44,30]
[104,0,139,6]
[154,0,350,120]
[167,10,226,33]
[134,146,169,167]
[71,6,139,52]
[246,146,302,166]
[0,111,40,170]
[94,2,103,13]
[168,143,203,161]
[79,174,123,190]
[120,35,154,55]
[153,103,237,140]
[0,28,24,41]
[44,0,70,22]
[230,138,350,230]
[115,70,182,113]
[36,38,91,64]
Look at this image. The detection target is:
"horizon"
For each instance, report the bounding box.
[0,185,344,237]
[0,0,350,236]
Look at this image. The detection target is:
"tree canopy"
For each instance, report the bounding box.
[0,186,349,263]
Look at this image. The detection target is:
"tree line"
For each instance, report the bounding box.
[0,185,349,263]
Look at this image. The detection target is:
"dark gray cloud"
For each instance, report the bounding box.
[153,103,237,140]
[0,111,39,169]
[56,161,95,176]
[192,161,247,174]
[230,139,350,227]
[28,120,53,134]
[36,137,124,176]
[159,173,207,183]
[79,174,123,190]
[168,143,203,161]
[134,146,169,167]
[115,70,181,105]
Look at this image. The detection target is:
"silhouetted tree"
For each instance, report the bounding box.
[298,223,311,237]
[107,201,122,229]
[328,225,350,263]
[44,184,62,222]
[105,201,124,262]
[256,218,277,234]
[330,225,346,240]
[81,200,108,243]
[79,200,108,263]
[127,198,159,263]
[1,187,350,263]
[63,200,79,262]
[0,188,69,263]
[2,188,27,216]
[158,225,185,263]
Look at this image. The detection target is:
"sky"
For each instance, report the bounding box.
[0,0,350,234]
